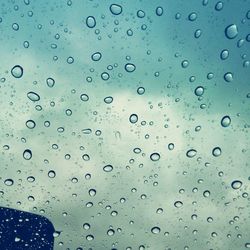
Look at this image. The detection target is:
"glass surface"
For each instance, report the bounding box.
[0,0,250,249]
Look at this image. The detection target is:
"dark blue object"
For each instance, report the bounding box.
[0,207,55,249]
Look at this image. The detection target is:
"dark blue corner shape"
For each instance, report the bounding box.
[0,207,55,250]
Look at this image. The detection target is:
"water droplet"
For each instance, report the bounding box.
[46,77,55,87]
[27,176,35,182]
[174,201,183,208]
[80,94,89,102]
[48,170,56,178]
[168,143,174,150]
[11,65,23,78]
[215,1,224,11]
[151,226,161,234]
[86,235,94,241]
[137,10,145,18]
[67,56,74,64]
[181,60,189,68]
[107,229,115,236]
[23,149,32,160]
[224,72,233,82]
[186,149,197,158]
[221,115,231,127]
[231,180,242,189]
[188,12,197,21]
[86,16,96,28]
[103,165,113,172]
[101,72,110,81]
[220,49,229,60]
[110,4,122,15]
[203,190,210,197]
[137,87,145,95]
[27,91,40,102]
[129,114,138,124]
[83,223,90,230]
[194,86,204,96]
[156,7,163,16]
[212,147,221,157]
[245,243,250,248]
[4,179,14,186]
[104,96,113,104]
[150,152,160,161]
[125,63,136,72]
[88,189,96,197]
[26,120,36,129]
[225,24,238,39]
[91,52,102,61]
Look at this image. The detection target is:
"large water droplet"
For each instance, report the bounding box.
[23,149,32,160]
[27,91,40,102]
[231,180,242,189]
[110,4,122,15]
[86,16,96,28]
[221,115,231,127]
[225,24,238,39]
[11,65,23,78]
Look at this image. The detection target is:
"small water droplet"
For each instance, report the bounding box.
[80,94,89,102]
[215,1,224,11]
[4,179,14,186]
[104,96,113,104]
[186,149,197,158]
[23,149,32,160]
[212,147,221,157]
[129,114,138,123]
[224,72,233,82]
[151,226,161,234]
[231,180,242,189]
[86,16,96,28]
[221,115,231,127]
[150,152,160,161]
[137,87,145,95]
[174,201,183,208]
[107,229,115,236]
[91,52,102,61]
[225,24,238,39]
[110,4,122,15]
[27,91,40,102]
[103,165,113,172]
[48,170,56,178]
[125,63,136,72]
[194,86,204,96]
[220,49,229,60]
[26,120,36,129]
[11,65,23,78]
[46,77,55,87]
[156,7,163,16]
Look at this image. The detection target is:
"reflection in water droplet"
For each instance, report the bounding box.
[225,24,238,39]
[110,4,122,15]
[221,115,231,127]
[231,180,242,189]
[11,65,23,78]
[23,149,32,160]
